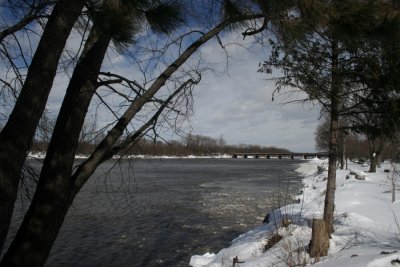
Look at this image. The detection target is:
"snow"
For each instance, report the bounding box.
[190,158,400,267]
[27,152,232,160]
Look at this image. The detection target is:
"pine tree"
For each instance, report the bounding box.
[260,0,400,255]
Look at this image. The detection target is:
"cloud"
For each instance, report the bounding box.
[14,21,320,153]
[184,32,321,152]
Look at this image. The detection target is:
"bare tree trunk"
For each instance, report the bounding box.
[324,105,338,234]
[377,154,382,168]
[370,153,377,172]
[393,171,396,203]
[339,151,344,170]
[309,219,329,257]
[0,27,110,266]
[344,138,348,170]
[1,14,262,266]
[0,0,84,254]
[0,183,74,267]
[339,133,345,170]
[369,139,385,173]
[323,39,340,236]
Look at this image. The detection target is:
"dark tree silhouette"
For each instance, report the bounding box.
[0,0,264,264]
[0,0,85,253]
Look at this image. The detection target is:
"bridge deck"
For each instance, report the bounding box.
[232,152,328,159]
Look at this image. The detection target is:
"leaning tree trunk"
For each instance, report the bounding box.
[0,28,111,266]
[1,14,262,266]
[0,0,84,254]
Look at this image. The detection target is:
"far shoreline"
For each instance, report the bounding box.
[27,152,315,161]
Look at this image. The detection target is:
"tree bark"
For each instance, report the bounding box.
[368,138,377,172]
[309,219,329,258]
[368,139,385,173]
[0,27,110,266]
[323,39,340,236]
[392,170,396,203]
[324,105,338,235]
[339,133,345,170]
[0,0,84,254]
[370,153,377,172]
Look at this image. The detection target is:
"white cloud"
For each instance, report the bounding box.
[24,23,320,152]
[183,32,321,152]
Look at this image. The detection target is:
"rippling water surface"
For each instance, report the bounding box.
[8,158,303,267]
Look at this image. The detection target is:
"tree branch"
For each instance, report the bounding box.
[70,12,264,193]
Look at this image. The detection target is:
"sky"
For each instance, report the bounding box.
[177,33,321,152]
[104,31,322,152]
[0,5,321,153]
[38,27,321,153]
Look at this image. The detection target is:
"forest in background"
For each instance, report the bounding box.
[30,132,291,157]
[28,129,395,160]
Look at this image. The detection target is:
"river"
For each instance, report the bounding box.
[7,158,304,267]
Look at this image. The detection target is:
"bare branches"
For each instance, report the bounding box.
[0,0,53,42]
[98,72,145,96]
[70,12,264,192]
[0,13,48,43]
[107,76,201,159]
[0,0,53,105]
[242,17,268,37]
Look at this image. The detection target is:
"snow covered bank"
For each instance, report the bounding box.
[27,152,89,159]
[190,159,400,267]
[27,152,232,160]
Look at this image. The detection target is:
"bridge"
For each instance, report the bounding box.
[232,152,328,159]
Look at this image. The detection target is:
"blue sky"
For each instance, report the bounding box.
[0,4,321,153]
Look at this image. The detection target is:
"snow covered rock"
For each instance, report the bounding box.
[349,169,367,180]
[189,252,216,266]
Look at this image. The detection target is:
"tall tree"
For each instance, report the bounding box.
[260,0,400,251]
[0,0,184,265]
[0,0,85,253]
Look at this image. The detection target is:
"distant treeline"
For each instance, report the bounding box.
[31,133,290,156]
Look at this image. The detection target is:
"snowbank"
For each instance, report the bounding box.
[27,152,232,160]
[190,159,400,267]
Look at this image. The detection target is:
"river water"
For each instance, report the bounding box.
[8,158,304,267]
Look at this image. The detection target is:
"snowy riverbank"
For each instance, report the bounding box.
[27,152,233,160]
[190,159,400,267]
